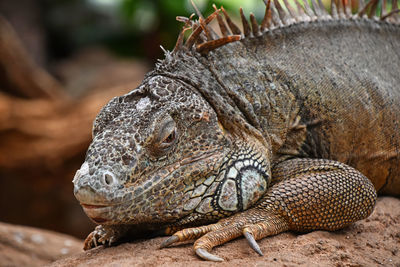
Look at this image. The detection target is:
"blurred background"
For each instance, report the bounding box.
[0,0,268,239]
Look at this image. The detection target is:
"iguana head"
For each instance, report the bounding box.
[73,54,271,229]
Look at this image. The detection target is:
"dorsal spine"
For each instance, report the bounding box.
[172,0,400,55]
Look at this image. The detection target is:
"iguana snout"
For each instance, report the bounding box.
[73,161,127,221]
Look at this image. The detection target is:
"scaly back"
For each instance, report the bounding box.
[162,0,400,194]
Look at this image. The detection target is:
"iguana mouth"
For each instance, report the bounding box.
[81,203,121,223]
[81,203,110,209]
[76,149,226,225]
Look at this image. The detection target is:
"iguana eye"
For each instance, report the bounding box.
[153,119,178,154]
[161,128,176,146]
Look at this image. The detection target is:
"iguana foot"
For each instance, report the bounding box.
[84,225,128,250]
[161,211,288,261]
[161,158,377,261]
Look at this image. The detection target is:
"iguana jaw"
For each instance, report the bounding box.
[73,149,227,225]
[80,204,117,224]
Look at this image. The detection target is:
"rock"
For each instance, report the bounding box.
[51,197,400,266]
[0,222,82,267]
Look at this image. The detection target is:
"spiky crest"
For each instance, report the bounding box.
[172,0,400,55]
[158,0,400,155]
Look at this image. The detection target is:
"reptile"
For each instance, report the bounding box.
[72,0,400,262]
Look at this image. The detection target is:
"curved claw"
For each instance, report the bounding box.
[108,236,115,246]
[83,232,95,250]
[93,234,98,247]
[195,248,224,262]
[160,235,179,248]
[244,231,263,256]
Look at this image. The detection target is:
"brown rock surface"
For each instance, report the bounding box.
[0,221,82,267]
[50,197,399,267]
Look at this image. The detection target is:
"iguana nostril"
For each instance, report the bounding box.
[103,172,116,186]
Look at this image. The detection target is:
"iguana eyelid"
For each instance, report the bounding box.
[160,128,177,146]
[153,119,178,154]
[157,120,176,141]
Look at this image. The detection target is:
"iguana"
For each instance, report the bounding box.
[72,0,400,262]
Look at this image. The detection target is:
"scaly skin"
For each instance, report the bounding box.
[73,0,400,262]
[161,158,377,261]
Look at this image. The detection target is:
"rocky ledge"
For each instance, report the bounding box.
[1,197,399,267]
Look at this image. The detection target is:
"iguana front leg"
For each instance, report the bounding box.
[161,158,377,261]
[84,224,130,250]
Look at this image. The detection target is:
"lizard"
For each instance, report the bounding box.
[72,0,400,262]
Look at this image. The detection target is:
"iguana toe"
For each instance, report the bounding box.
[191,224,242,261]
[161,221,243,260]
[83,231,96,250]
[195,248,224,262]
[161,222,222,248]
[243,231,263,256]
[159,235,179,248]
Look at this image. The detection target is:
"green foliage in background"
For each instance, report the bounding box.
[44,0,393,61]
[115,0,265,58]
[106,0,268,59]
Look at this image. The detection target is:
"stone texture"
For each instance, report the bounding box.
[0,222,82,267]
